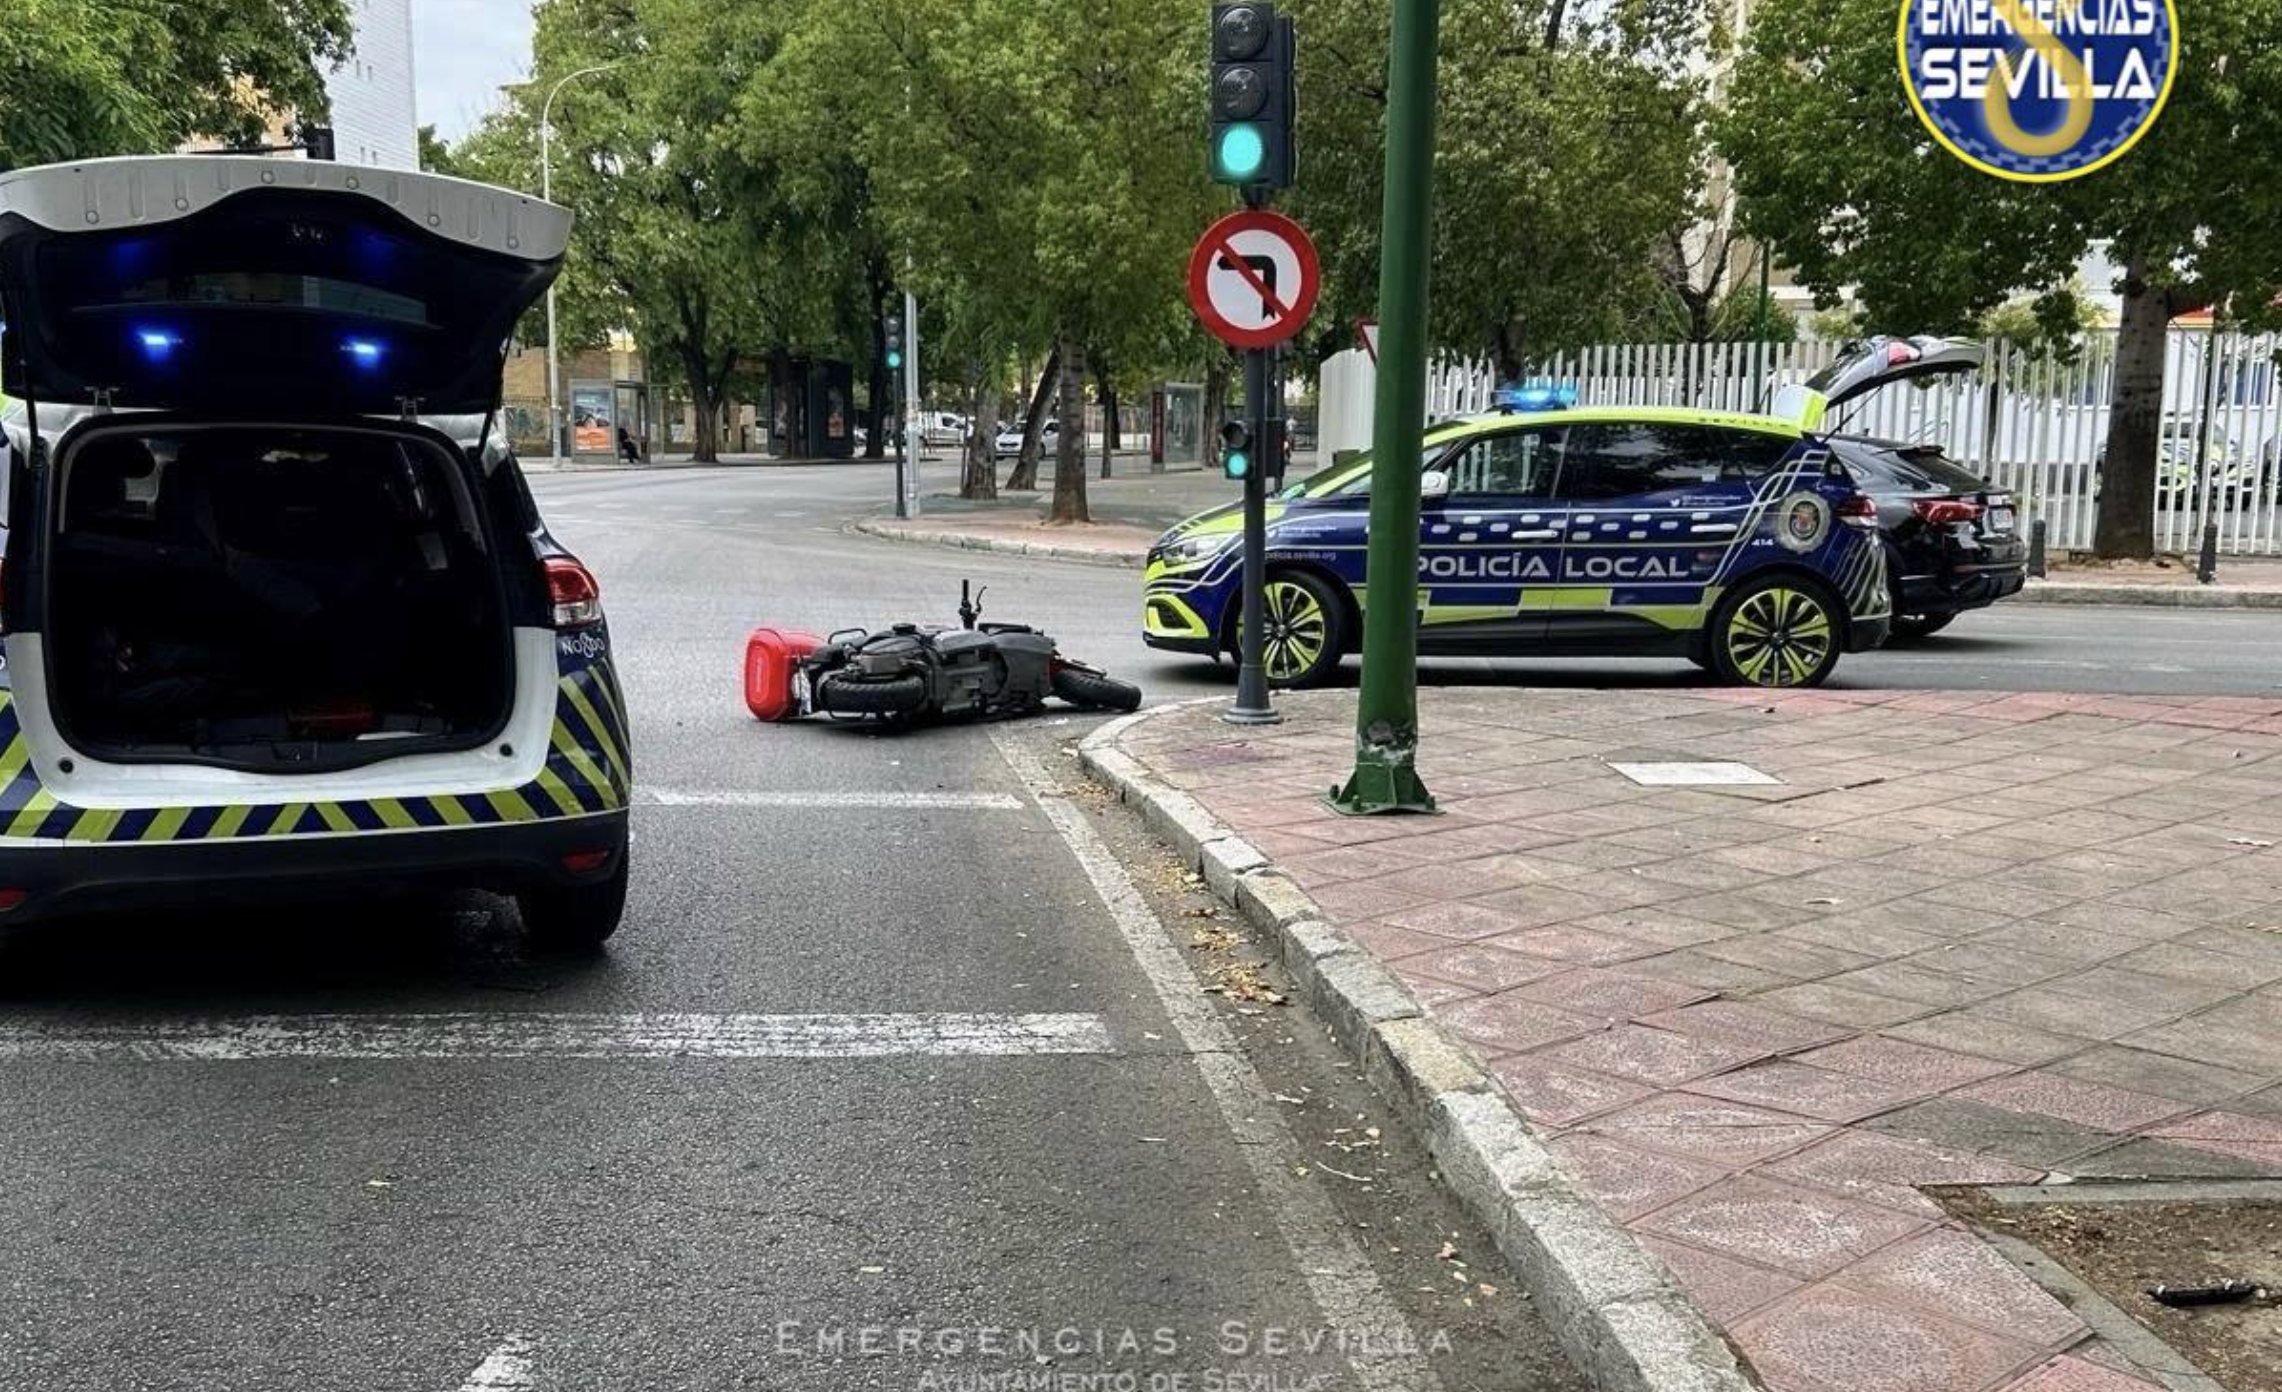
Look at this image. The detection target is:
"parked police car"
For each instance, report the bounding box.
[0,156,631,945]
[1139,339,1999,688]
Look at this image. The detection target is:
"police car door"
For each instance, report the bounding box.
[1553,420,1789,643]
[1419,425,1566,647]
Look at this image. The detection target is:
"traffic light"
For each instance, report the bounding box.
[1220,419,1253,480]
[1209,4,1295,190]
[883,314,904,371]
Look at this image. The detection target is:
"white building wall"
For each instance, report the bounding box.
[327,0,419,170]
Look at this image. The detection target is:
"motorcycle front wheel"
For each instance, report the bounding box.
[1051,665,1143,712]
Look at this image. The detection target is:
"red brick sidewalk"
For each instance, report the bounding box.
[1112,687,2282,1392]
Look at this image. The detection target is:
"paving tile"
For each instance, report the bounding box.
[1865,1098,2116,1170]
[1508,966,1713,1020]
[2175,923,2282,969]
[1435,993,1605,1055]
[1998,1354,2168,1392]
[1569,908,1739,950]
[1375,899,1543,943]
[1341,918,1462,963]
[1577,1093,1835,1168]
[1400,977,1478,1010]
[1541,1024,1765,1087]
[1637,1235,1804,1325]
[1468,883,1635,930]
[1839,1226,2085,1347]
[1628,856,1780,893]
[1903,941,2076,988]
[2119,997,2282,1075]
[1545,1132,1729,1221]
[1700,933,1881,980]
[2045,1044,2269,1107]
[2144,1108,2282,1163]
[1686,1059,1933,1123]
[1764,1130,2043,1216]
[1622,948,1798,994]
[1637,998,1851,1053]
[2107,940,2282,990]
[1396,943,1570,994]
[2041,963,2242,1015]
[1685,889,1834,932]
[1486,922,1661,965]
[1777,916,1950,960]
[1488,1055,1658,1127]
[1795,1035,2017,1092]
[1956,1072,2191,1133]
[1732,1282,2048,1392]
[1636,1174,1931,1278]
[1822,962,2014,1010]
[1304,878,1438,920]
[1884,1010,2093,1067]
[1752,981,1934,1030]
[1278,842,1443,885]
[1971,920,2145,965]
[2069,1137,2282,1179]
[1974,987,2182,1041]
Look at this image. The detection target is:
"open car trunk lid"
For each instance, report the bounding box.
[1772,336,1983,434]
[0,157,567,417]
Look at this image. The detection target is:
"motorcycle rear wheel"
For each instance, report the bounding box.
[815,673,930,716]
[1051,666,1143,712]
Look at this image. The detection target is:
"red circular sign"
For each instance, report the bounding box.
[1186,210,1321,350]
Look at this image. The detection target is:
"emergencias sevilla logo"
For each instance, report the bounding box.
[1899,0,2177,182]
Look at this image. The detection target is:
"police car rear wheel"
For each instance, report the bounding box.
[1712,577,1841,689]
[1242,572,1343,689]
[520,857,629,953]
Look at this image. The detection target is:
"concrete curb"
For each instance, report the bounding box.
[1078,705,1759,1392]
[2015,581,2282,609]
[851,519,1144,569]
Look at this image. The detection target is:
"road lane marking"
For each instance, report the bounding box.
[992,729,1444,1392]
[457,1336,535,1391]
[0,1012,1113,1061]
[639,788,1026,810]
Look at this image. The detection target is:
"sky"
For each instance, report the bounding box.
[413,0,536,143]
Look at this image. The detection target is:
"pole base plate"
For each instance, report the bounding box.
[1224,704,1284,727]
[1328,758,1437,817]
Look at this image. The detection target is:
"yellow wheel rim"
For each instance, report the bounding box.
[1243,580,1330,682]
[1726,586,1833,687]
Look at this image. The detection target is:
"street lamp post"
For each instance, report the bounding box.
[537,62,622,464]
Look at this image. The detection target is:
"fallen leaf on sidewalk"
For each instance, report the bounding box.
[1436,1241,1460,1261]
[2227,837,2276,848]
[1314,1161,1373,1184]
[1804,897,1842,906]
[1204,960,1287,1005]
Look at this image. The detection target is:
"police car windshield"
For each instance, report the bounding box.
[1274,430,1466,501]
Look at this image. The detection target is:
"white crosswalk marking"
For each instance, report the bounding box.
[0,1012,1114,1061]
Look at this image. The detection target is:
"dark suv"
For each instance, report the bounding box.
[1826,437,2026,640]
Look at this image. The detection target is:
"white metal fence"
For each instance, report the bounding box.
[1318,332,2282,555]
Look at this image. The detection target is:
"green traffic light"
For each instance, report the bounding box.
[1225,449,1250,479]
[886,350,903,369]
[1214,124,1266,182]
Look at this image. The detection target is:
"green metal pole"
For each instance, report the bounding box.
[1330,0,1439,816]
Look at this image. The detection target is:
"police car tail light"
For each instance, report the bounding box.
[1836,495,1880,529]
[1911,498,1982,526]
[546,556,603,629]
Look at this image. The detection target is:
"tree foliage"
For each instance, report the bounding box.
[0,0,353,171]
[1719,0,2282,556]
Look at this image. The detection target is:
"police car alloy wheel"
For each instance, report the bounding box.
[1239,572,1343,689]
[1712,575,1842,689]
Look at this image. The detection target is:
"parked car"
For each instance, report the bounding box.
[0,155,632,945]
[919,412,968,448]
[1140,337,1995,689]
[1823,438,2025,641]
[2098,415,2264,503]
[992,418,1060,461]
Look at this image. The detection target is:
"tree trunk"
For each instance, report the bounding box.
[1201,349,1230,469]
[1097,357,1118,479]
[1050,333,1090,523]
[683,345,722,464]
[960,357,997,499]
[1005,348,1059,491]
[862,259,891,459]
[2093,258,2173,560]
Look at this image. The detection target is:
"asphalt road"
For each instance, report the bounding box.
[0,459,1588,1391]
[535,458,2282,700]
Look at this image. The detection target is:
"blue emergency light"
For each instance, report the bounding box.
[342,337,385,367]
[135,328,181,360]
[1496,384,1577,413]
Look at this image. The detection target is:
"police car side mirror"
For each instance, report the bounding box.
[1420,469,1451,500]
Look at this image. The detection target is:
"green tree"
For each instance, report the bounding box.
[1719,0,2282,558]
[1284,0,1712,375]
[0,0,354,170]
[416,124,460,176]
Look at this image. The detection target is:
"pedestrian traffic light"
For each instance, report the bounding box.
[1220,420,1253,480]
[883,314,904,371]
[1209,4,1295,190]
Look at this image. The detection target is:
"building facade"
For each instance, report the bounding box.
[327,0,419,170]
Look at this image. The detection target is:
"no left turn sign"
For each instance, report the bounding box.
[1186,209,1320,350]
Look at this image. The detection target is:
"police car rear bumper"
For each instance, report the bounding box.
[0,811,628,927]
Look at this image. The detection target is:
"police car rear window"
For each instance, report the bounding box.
[1833,438,1988,494]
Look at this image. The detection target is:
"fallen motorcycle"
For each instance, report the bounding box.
[744,582,1142,725]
